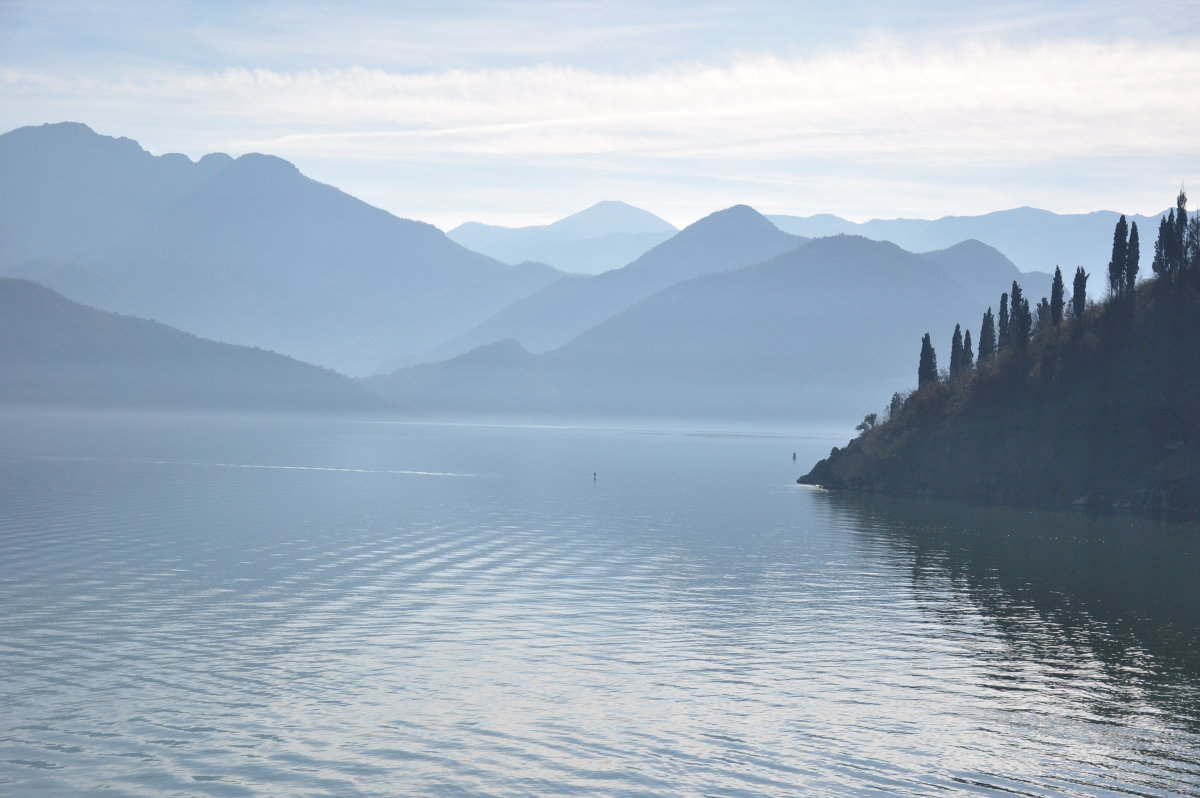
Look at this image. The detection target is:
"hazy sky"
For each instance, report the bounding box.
[2,0,1198,229]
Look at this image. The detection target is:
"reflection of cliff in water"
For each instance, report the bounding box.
[815,490,1200,730]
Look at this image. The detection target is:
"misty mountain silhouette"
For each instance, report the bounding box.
[3,122,1114,422]
[533,200,677,238]
[0,122,565,375]
[0,279,377,411]
[366,339,560,415]
[368,235,978,421]
[919,239,1053,310]
[404,205,805,369]
[768,207,1166,279]
[0,122,230,267]
[449,200,677,274]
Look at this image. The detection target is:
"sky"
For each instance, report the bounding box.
[2,0,1198,230]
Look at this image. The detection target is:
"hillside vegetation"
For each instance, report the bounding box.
[802,192,1200,518]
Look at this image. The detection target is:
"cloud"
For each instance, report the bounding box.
[2,36,1197,226]
[6,38,1194,165]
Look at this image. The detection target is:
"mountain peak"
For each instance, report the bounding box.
[199,152,234,168]
[922,238,1013,263]
[677,204,779,238]
[29,121,96,136]
[619,202,801,278]
[231,152,301,177]
[545,200,676,237]
[9,121,96,140]
[920,238,1022,290]
[795,233,913,264]
[2,121,147,157]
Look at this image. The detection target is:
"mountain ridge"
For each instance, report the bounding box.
[368,234,981,421]
[448,200,678,274]
[0,122,567,375]
[768,206,1167,279]
[0,278,379,412]
[398,204,806,369]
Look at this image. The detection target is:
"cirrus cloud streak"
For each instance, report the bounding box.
[2,37,1197,225]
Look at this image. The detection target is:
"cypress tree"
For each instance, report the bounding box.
[1050,266,1065,325]
[1035,297,1051,335]
[1175,190,1188,272]
[1018,298,1033,348]
[918,333,938,388]
[978,308,996,362]
[1126,222,1140,291]
[1017,299,1031,348]
[1072,267,1088,319]
[1011,281,1031,350]
[1188,214,1200,272]
[998,293,1010,352]
[1169,209,1180,272]
[1154,212,1173,275]
[962,329,974,370]
[949,324,963,377]
[1108,215,1128,296]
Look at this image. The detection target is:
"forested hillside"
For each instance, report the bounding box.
[802,192,1200,517]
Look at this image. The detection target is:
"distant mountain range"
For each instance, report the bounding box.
[920,239,1052,311]
[0,121,1134,422]
[768,207,1166,275]
[0,279,377,411]
[367,235,1041,422]
[445,203,1161,287]
[0,122,565,375]
[398,205,806,369]
[448,201,677,275]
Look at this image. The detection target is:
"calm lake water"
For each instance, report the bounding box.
[1,410,1197,797]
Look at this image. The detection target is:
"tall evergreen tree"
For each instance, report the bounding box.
[1010,281,1031,350]
[1154,211,1173,275]
[1108,214,1128,296]
[998,293,1010,352]
[1167,208,1181,272]
[1017,297,1032,348]
[1187,214,1200,272]
[1126,222,1140,291]
[949,324,963,377]
[1175,190,1188,272]
[978,307,996,363]
[1050,266,1065,325]
[918,333,938,388]
[962,329,974,370]
[1072,267,1088,319]
[1035,297,1051,334]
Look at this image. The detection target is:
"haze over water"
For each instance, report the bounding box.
[1,410,1197,796]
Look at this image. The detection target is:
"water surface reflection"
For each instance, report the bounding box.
[819,490,1200,730]
[1,412,1198,796]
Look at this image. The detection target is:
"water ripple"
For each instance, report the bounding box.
[0,412,1197,796]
